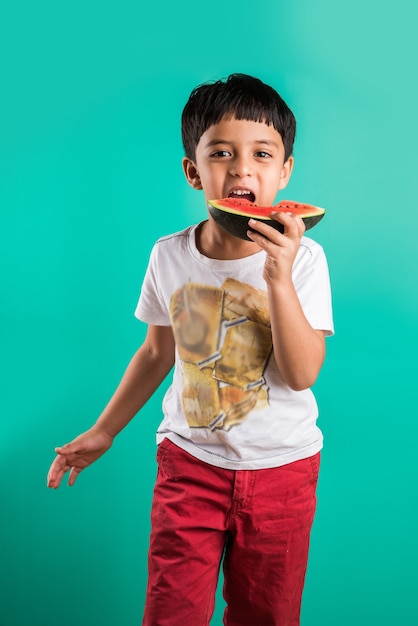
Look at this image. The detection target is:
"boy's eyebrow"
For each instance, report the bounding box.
[205,138,279,148]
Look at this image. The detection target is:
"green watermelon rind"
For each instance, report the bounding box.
[207,199,326,241]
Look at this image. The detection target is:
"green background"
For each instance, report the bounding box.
[1,1,417,624]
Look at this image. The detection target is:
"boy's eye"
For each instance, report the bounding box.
[255,151,272,158]
[210,150,231,157]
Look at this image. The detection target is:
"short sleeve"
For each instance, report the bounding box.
[134,244,172,326]
[293,239,334,336]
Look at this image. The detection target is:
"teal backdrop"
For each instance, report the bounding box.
[1,1,417,624]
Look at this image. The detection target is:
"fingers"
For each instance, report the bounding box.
[248,212,305,245]
[54,442,75,455]
[46,429,112,489]
[47,456,83,488]
[47,444,81,489]
[247,213,304,285]
[271,211,305,238]
[68,466,81,487]
[47,455,68,489]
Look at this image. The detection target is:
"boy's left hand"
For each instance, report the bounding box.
[247,212,305,285]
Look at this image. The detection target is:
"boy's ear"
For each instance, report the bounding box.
[278,156,294,190]
[182,157,203,190]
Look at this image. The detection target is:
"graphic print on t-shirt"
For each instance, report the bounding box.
[169,278,272,431]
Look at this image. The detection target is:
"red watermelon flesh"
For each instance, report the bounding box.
[207,197,326,241]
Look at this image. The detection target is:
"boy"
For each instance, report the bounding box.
[48,73,334,625]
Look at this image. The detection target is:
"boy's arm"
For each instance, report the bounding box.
[247,214,326,391]
[267,284,325,391]
[94,324,175,438]
[47,324,175,488]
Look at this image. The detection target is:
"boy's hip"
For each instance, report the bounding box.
[155,437,320,519]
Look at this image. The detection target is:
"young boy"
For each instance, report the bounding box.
[47,73,334,625]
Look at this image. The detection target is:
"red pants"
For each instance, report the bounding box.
[142,439,320,626]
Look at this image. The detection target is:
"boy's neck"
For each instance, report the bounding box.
[196,220,262,260]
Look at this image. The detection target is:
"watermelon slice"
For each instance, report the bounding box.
[208,198,326,241]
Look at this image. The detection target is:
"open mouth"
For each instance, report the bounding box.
[227,188,256,203]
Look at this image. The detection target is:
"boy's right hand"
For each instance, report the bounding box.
[47,427,114,489]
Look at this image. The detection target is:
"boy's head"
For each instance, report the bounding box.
[181,74,296,163]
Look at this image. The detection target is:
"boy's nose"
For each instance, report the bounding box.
[229,157,253,177]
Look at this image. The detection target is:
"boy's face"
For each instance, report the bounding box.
[183,117,293,208]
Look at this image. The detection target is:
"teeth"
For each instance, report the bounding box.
[231,189,251,196]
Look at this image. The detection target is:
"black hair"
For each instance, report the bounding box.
[181,73,296,162]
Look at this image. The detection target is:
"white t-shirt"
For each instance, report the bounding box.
[135,223,334,470]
